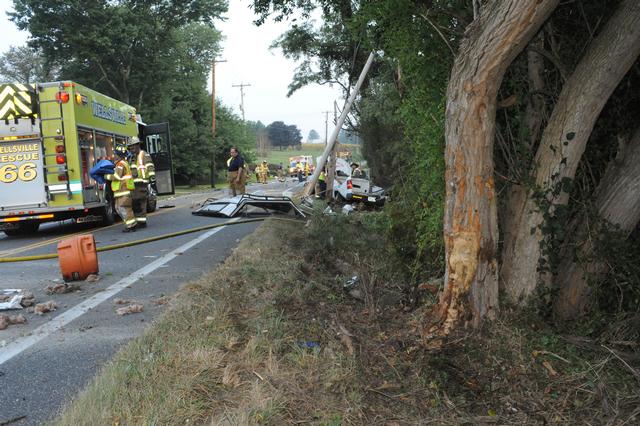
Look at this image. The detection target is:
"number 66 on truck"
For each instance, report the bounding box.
[0,81,174,236]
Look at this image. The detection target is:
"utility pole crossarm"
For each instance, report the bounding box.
[232,83,251,122]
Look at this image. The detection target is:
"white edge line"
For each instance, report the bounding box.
[0,218,240,365]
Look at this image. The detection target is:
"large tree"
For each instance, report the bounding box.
[266,121,302,149]
[307,129,320,142]
[500,0,640,306]
[427,0,559,339]
[0,45,55,83]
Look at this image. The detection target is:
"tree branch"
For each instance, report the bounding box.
[420,13,455,56]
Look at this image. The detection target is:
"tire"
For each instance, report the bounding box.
[335,192,346,202]
[101,193,116,225]
[146,183,157,213]
[3,221,40,236]
[146,195,157,213]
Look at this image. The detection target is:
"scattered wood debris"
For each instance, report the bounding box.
[34,301,58,315]
[85,274,100,283]
[114,298,136,305]
[0,313,28,330]
[20,292,35,307]
[0,314,8,330]
[9,314,27,324]
[45,283,79,295]
[151,296,170,306]
[116,304,144,316]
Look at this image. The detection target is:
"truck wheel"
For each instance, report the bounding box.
[102,196,116,225]
[146,196,157,213]
[3,221,40,236]
[146,184,157,213]
[335,192,346,202]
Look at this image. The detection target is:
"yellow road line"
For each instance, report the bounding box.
[0,202,194,258]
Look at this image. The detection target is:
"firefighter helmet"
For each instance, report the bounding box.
[114,144,128,157]
[127,136,141,146]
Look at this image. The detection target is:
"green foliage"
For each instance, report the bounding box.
[584,219,640,314]
[10,0,258,185]
[307,129,320,141]
[355,0,458,280]
[10,0,225,107]
[251,0,462,281]
[266,121,302,149]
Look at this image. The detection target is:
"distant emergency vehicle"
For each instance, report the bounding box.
[287,155,314,176]
[0,81,174,236]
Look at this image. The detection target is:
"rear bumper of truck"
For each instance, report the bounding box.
[0,203,104,229]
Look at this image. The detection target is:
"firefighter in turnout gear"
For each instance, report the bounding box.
[127,136,155,228]
[227,147,246,196]
[110,145,137,232]
[258,160,269,184]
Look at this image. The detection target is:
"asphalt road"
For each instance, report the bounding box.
[0,180,294,425]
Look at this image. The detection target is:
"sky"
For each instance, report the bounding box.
[0,0,343,142]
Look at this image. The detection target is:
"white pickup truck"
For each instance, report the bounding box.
[333,172,386,206]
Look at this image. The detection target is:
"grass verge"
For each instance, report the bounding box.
[57,213,640,425]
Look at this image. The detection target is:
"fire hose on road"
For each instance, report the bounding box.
[0,217,301,263]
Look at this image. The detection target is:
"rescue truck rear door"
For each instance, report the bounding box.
[141,122,174,196]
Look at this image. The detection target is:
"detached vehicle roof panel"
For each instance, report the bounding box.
[192,194,306,218]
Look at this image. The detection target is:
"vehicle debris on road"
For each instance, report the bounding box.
[0,289,35,310]
[116,304,144,316]
[192,194,306,218]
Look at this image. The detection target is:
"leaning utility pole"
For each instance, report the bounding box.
[325,101,340,201]
[322,111,331,146]
[303,52,376,198]
[232,83,251,122]
[211,58,226,188]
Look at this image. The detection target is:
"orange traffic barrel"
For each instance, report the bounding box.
[57,234,99,281]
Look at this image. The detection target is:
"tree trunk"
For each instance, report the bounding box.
[501,32,547,258]
[554,127,640,318]
[500,0,640,304]
[427,0,559,341]
[524,32,546,151]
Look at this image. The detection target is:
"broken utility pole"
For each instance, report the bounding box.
[303,51,376,198]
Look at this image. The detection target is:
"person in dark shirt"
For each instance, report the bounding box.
[227,147,246,196]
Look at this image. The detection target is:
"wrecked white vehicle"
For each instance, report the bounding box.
[333,173,386,206]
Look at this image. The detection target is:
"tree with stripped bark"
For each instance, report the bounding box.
[428,0,560,338]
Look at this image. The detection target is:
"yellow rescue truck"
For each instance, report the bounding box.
[0,81,174,236]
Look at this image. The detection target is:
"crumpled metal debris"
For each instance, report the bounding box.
[341,204,355,215]
[0,289,25,311]
[343,275,360,291]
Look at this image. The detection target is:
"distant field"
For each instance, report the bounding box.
[262,143,362,166]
